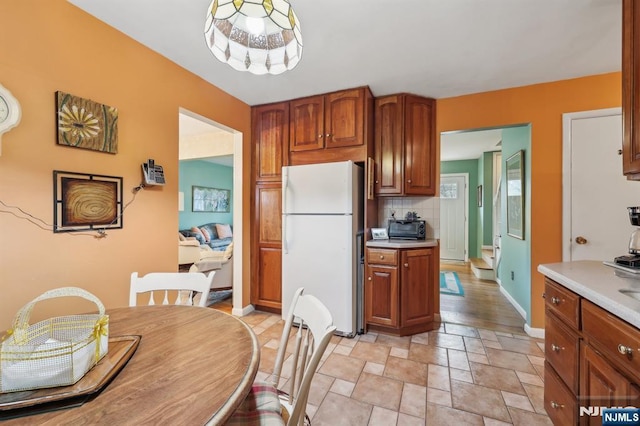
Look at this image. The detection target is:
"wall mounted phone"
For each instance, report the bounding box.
[142,159,165,185]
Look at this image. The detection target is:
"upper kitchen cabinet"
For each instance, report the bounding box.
[252,102,289,183]
[289,87,373,164]
[374,94,436,196]
[623,0,640,178]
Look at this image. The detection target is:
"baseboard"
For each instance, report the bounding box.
[497,283,527,320]
[524,324,545,339]
[496,280,545,338]
[232,304,255,317]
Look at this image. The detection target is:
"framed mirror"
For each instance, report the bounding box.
[506,150,524,240]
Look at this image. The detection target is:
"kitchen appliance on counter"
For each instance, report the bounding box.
[613,207,640,269]
[281,161,363,337]
[388,219,426,240]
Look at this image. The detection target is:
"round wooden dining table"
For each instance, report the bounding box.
[1,305,260,425]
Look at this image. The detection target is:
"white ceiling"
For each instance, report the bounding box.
[441,129,502,162]
[67,0,622,108]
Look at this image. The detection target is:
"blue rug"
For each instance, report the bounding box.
[440,272,464,296]
[207,289,232,306]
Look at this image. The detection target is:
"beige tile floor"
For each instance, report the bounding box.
[239,311,552,426]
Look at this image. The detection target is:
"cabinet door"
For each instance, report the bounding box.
[290,95,324,152]
[252,184,282,310]
[404,96,436,195]
[623,0,640,177]
[365,264,398,327]
[374,95,403,195]
[581,344,640,426]
[252,103,288,182]
[400,248,434,327]
[325,88,364,149]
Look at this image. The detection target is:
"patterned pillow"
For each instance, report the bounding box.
[216,223,233,239]
[190,227,206,242]
[200,227,211,242]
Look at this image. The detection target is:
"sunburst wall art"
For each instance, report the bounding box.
[56,91,118,154]
[53,170,123,233]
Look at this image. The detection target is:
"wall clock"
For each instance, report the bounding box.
[0,83,21,154]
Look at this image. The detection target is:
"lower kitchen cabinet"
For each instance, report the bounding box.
[365,243,439,336]
[252,183,282,312]
[542,277,640,425]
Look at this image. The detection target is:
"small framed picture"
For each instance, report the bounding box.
[371,227,389,240]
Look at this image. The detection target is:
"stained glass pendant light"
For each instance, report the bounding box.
[204,0,303,75]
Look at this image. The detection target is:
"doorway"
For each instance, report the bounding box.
[178,109,244,315]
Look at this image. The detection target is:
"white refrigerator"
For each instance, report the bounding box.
[282,160,363,336]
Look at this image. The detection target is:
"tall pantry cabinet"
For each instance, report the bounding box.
[251,102,288,312]
[623,0,640,178]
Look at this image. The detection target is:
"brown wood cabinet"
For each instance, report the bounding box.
[365,244,439,336]
[374,94,436,196]
[623,0,640,178]
[252,184,282,311]
[290,88,366,152]
[542,277,640,425]
[252,102,289,183]
[252,102,287,310]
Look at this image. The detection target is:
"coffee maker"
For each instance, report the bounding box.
[614,206,640,268]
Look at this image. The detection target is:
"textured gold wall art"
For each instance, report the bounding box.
[56,91,118,154]
[54,171,123,233]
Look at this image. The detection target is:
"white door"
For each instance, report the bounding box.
[440,174,467,261]
[563,108,636,262]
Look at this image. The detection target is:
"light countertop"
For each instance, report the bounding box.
[366,239,438,249]
[538,260,640,329]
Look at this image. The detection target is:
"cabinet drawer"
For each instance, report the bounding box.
[544,278,580,329]
[367,248,398,266]
[582,300,640,381]
[545,310,580,394]
[544,362,577,426]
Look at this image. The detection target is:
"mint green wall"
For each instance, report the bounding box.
[498,125,532,323]
[441,159,479,259]
[179,160,233,229]
[481,151,495,246]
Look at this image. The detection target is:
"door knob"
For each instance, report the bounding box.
[575,236,587,245]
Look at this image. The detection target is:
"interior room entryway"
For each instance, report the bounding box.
[178,109,244,315]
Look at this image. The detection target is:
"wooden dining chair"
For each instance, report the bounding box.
[227,287,336,426]
[129,271,215,307]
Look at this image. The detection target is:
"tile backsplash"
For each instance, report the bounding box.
[377,197,440,239]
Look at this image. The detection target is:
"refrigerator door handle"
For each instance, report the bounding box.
[282,168,288,212]
[282,214,288,254]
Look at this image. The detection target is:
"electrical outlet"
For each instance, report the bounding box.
[511,271,515,280]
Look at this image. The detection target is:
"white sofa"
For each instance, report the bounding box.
[179,238,233,290]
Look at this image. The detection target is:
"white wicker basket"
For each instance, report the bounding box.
[0,287,109,393]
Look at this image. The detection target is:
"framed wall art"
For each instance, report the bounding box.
[506,150,524,240]
[53,171,123,233]
[192,186,230,212]
[56,91,118,154]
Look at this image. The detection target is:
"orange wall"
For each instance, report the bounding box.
[436,72,622,328]
[0,0,251,328]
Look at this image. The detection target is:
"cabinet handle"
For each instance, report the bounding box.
[542,292,546,299]
[325,133,332,138]
[551,296,561,305]
[368,277,372,281]
[380,255,384,259]
[407,179,412,183]
[404,263,409,267]
[318,134,323,138]
[618,344,634,356]
[550,401,564,409]
[551,343,562,352]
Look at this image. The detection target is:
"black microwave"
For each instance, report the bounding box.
[388,220,426,240]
